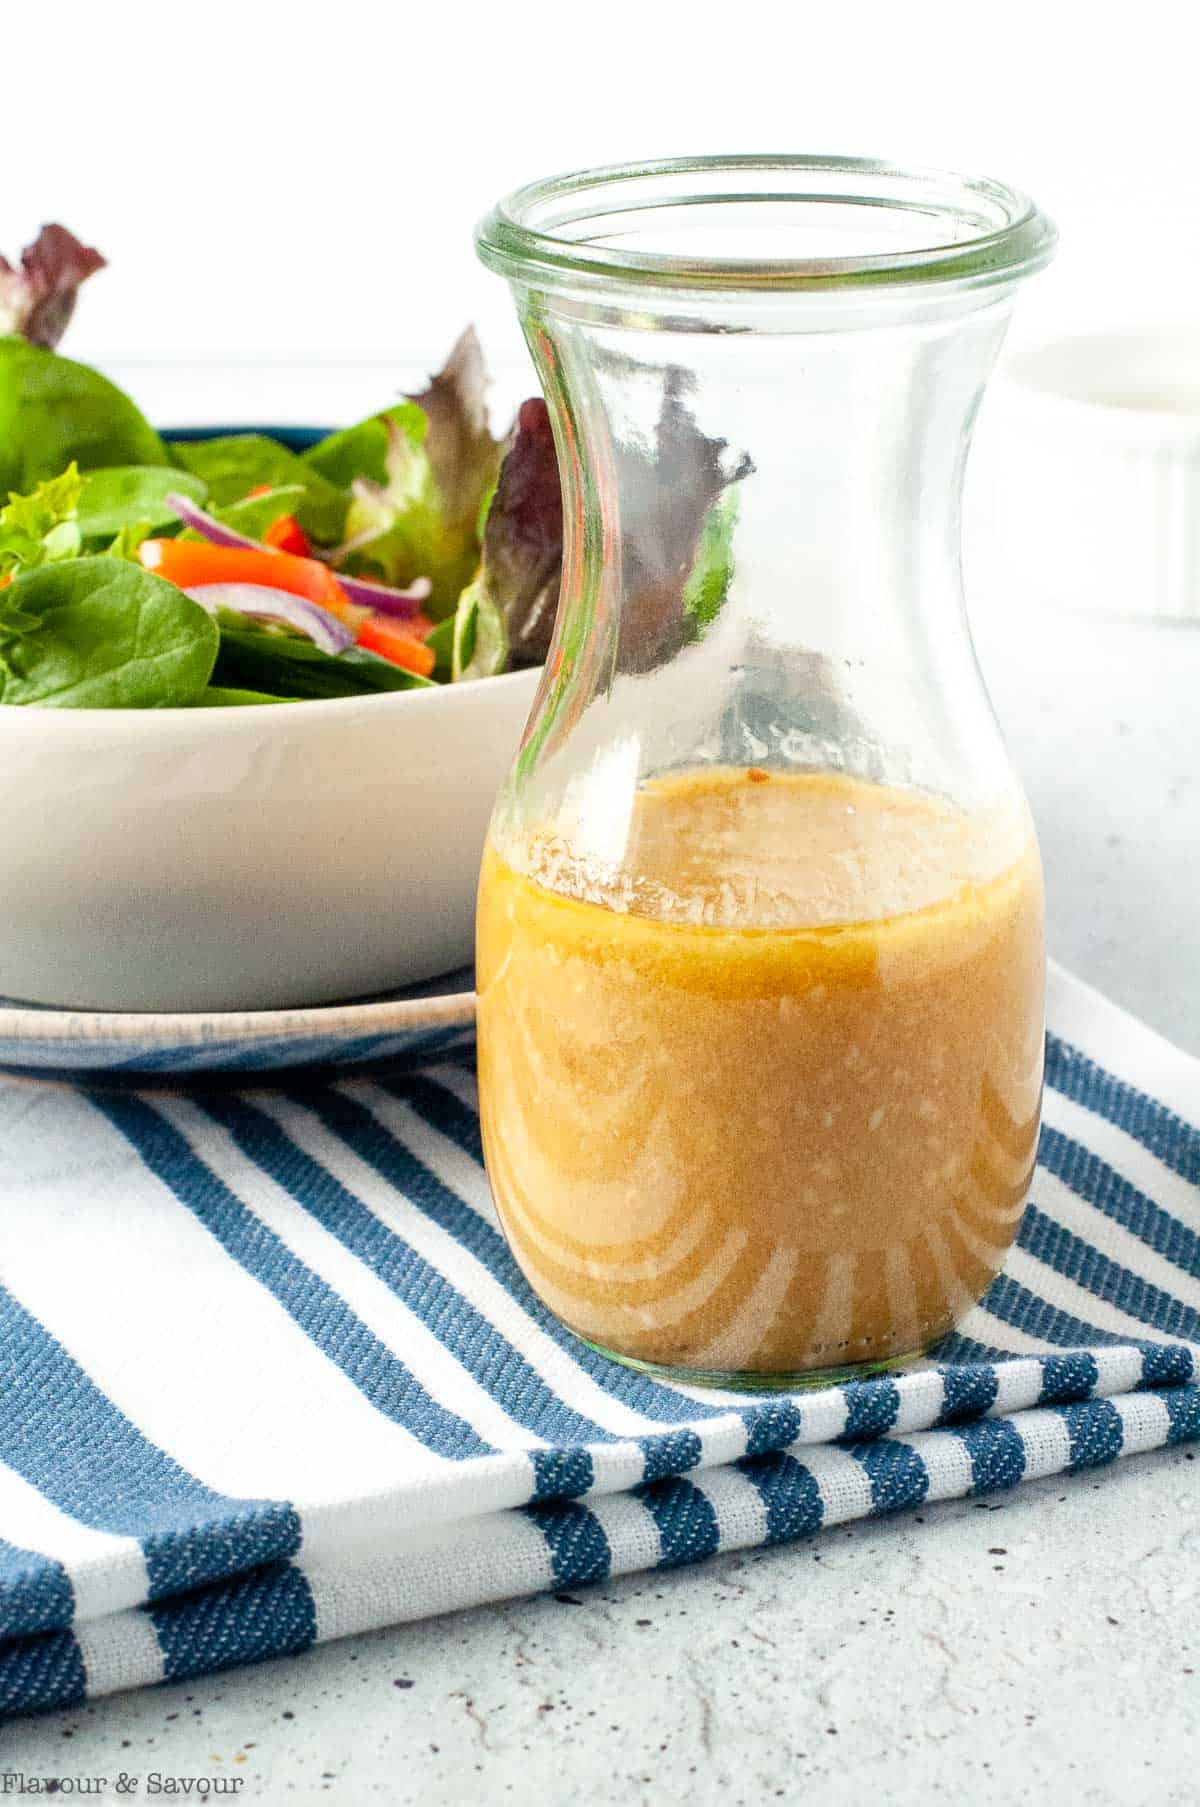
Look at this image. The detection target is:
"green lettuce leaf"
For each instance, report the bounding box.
[334,330,502,618]
[680,487,740,634]
[105,521,155,561]
[450,577,508,682]
[0,463,83,578]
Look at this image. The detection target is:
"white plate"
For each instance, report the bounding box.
[0,969,476,1079]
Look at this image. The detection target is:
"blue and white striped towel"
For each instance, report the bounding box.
[1,963,1197,1719]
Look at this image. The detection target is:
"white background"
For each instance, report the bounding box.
[5,0,1198,384]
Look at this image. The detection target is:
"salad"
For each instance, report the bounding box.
[0,225,743,711]
[0,225,567,709]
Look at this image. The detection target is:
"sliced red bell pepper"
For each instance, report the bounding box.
[356,613,436,678]
[242,485,312,556]
[263,514,311,557]
[139,539,348,612]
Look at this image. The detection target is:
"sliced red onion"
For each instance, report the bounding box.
[184,582,353,654]
[167,492,259,550]
[166,492,430,619]
[337,571,431,619]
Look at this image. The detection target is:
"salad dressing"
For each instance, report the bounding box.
[476,767,1044,1377]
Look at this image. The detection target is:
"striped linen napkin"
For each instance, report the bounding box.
[1,963,1197,1719]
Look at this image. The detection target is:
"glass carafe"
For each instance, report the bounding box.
[474,157,1056,1387]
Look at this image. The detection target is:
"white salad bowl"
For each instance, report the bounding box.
[0,666,541,1012]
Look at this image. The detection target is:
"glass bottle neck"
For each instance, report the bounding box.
[516,283,1018,817]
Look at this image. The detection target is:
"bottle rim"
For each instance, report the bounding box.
[475,154,1056,297]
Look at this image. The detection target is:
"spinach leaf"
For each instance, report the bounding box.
[208,484,307,540]
[77,466,208,539]
[175,484,309,546]
[192,685,295,706]
[424,615,455,683]
[0,557,218,708]
[214,623,433,699]
[302,400,425,490]
[168,435,346,543]
[0,338,168,493]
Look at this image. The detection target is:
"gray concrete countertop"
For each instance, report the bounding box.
[3,1446,1196,1805]
[4,608,1198,1803]
[975,604,1200,1059]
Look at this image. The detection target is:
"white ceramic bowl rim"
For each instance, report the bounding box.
[997,328,1200,443]
[0,664,540,741]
